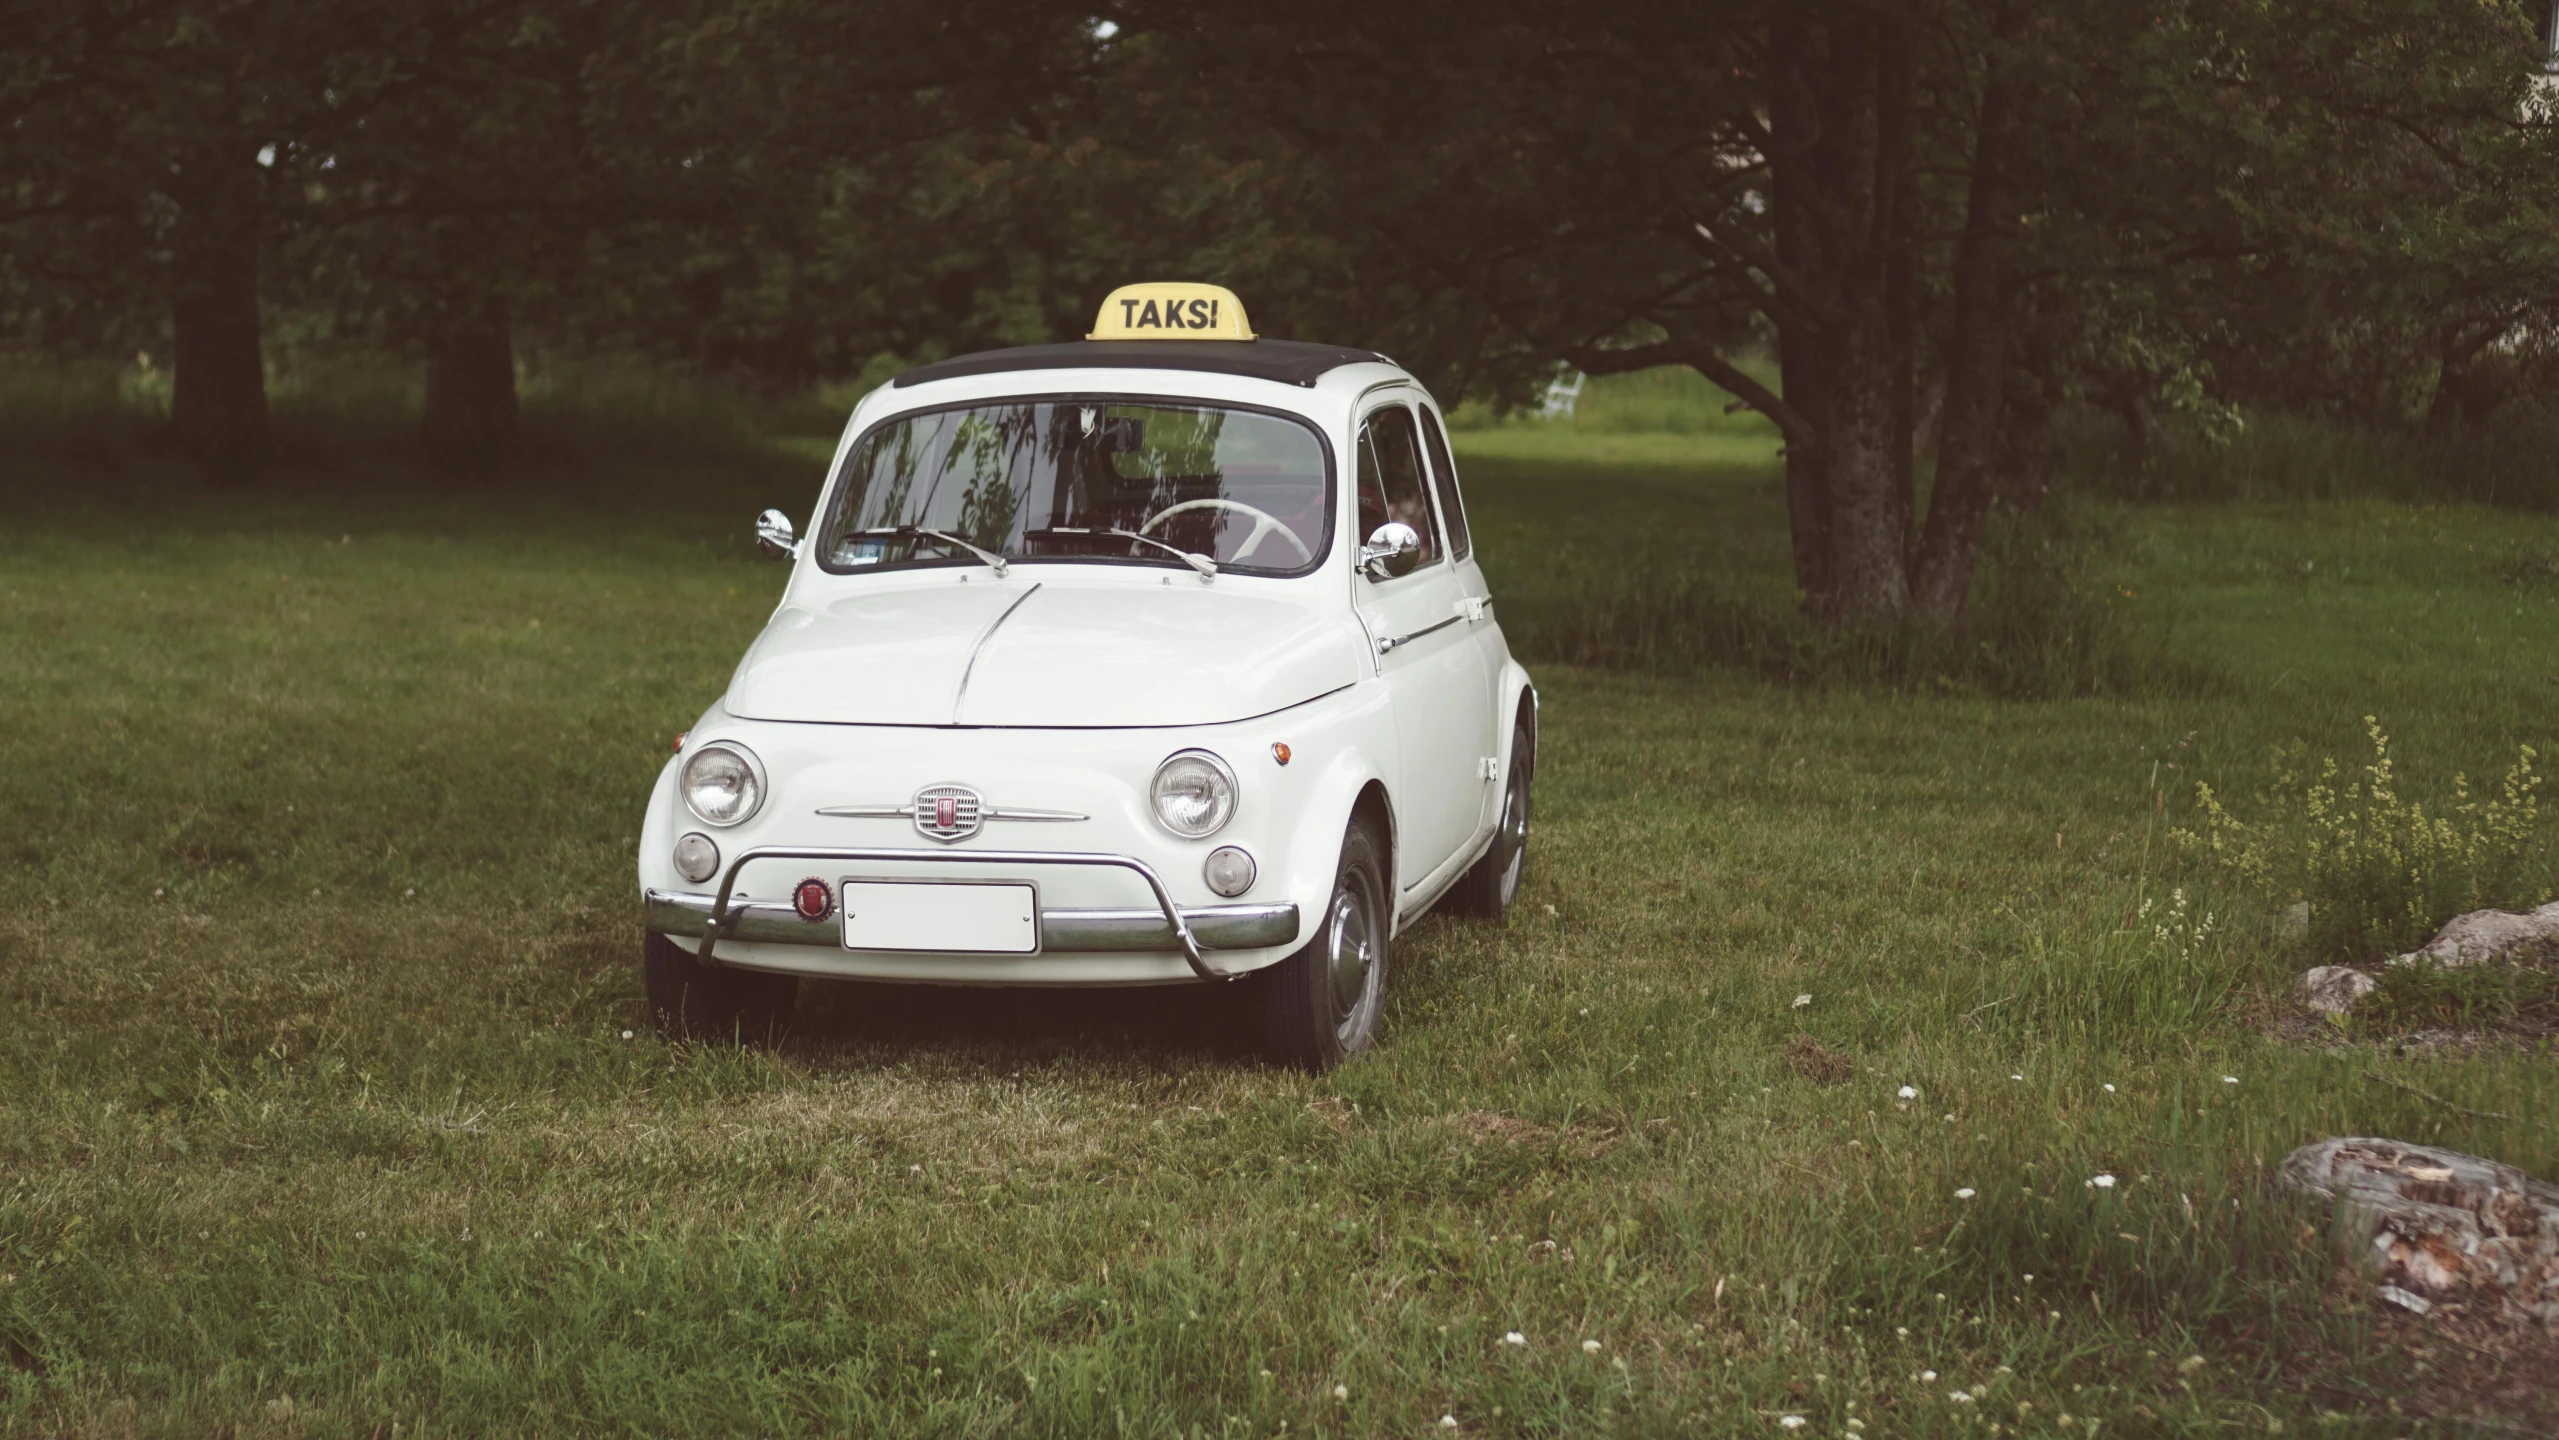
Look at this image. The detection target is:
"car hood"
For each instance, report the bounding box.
[724,576,1368,728]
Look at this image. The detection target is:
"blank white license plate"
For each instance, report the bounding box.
[839,880,1040,954]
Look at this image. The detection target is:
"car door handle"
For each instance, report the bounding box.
[1376,614,1465,654]
[1458,596,1491,623]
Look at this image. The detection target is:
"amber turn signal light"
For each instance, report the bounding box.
[1271,742,1291,766]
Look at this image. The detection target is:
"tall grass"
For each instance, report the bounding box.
[2061,407,2559,509]
[1500,502,2210,700]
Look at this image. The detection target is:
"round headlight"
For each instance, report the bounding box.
[681,742,765,827]
[1204,845,1256,897]
[1150,750,1237,838]
[672,831,720,884]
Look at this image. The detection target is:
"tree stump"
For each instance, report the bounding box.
[2281,1137,2559,1325]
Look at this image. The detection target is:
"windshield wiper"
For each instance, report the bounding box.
[1033,527,1217,581]
[840,526,1010,577]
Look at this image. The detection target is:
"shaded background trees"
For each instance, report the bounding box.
[7,0,2559,619]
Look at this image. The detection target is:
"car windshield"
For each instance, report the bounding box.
[817,400,1332,577]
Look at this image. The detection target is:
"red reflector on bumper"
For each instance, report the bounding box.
[792,878,833,922]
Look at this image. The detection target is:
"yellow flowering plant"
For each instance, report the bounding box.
[2176,718,2542,962]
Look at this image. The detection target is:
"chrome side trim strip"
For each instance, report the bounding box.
[1377,613,1464,654]
[645,890,1296,954]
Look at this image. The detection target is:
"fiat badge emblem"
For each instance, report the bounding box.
[912,783,983,842]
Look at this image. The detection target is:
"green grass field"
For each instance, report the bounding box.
[4,383,2557,1436]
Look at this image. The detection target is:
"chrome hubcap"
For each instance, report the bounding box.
[1325,874,1379,1042]
[1498,766,1529,903]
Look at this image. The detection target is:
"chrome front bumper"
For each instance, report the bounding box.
[647,845,1298,983]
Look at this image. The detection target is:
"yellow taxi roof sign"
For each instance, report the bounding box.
[1088,283,1255,341]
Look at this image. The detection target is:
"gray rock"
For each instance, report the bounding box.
[2297,964,2377,1015]
[2281,1137,2559,1322]
[2390,900,2559,970]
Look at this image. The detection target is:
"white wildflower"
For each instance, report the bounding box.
[1955,1188,1976,1200]
[1792,994,1812,1009]
[1898,1085,1917,1100]
[1921,1369,1938,1381]
[2088,1174,2116,1189]
[620,1029,634,1040]
[2103,1083,2117,1093]
[1503,1332,1527,1347]
[1582,1339,1602,1353]
[2222,1075,2238,1084]
[1440,1418,1459,1431]
[1778,1418,1807,1431]
[1332,1383,1348,1401]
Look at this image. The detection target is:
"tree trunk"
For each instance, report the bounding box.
[1798,12,1911,623]
[1770,19,1833,610]
[168,220,267,488]
[1912,0,2032,625]
[422,294,519,478]
[2426,319,2507,434]
[1997,384,2054,511]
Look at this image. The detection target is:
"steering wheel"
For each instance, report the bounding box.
[1140,498,1314,565]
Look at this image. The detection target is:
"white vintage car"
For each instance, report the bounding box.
[638,284,1535,1068]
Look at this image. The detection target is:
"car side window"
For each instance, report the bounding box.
[1353,405,1441,570]
[1418,405,1471,561]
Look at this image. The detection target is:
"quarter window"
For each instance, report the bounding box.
[1354,405,1441,570]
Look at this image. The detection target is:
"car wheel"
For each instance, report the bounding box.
[643,930,797,1043]
[1254,814,1389,1071]
[1450,718,1533,918]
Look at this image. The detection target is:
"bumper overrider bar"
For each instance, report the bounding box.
[645,846,1298,983]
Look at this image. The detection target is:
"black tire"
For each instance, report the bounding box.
[644,930,797,1043]
[1253,814,1390,1071]
[1449,718,1533,919]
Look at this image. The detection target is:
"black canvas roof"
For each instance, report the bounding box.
[892,338,1395,389]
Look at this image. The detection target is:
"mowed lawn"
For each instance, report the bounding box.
[3,428,2557,1438]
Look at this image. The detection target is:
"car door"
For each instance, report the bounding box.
[1417,400,1506,836]
[1350,400,1496,896]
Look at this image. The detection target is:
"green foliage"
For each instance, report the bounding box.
[2177,719,2546,962]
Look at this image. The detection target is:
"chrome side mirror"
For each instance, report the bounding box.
[1358,521,1422,580]
[754,508,797,560]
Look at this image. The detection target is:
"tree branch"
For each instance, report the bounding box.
[1563,337,1816,448]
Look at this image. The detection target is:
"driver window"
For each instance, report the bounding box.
[1354,405,1441,570]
